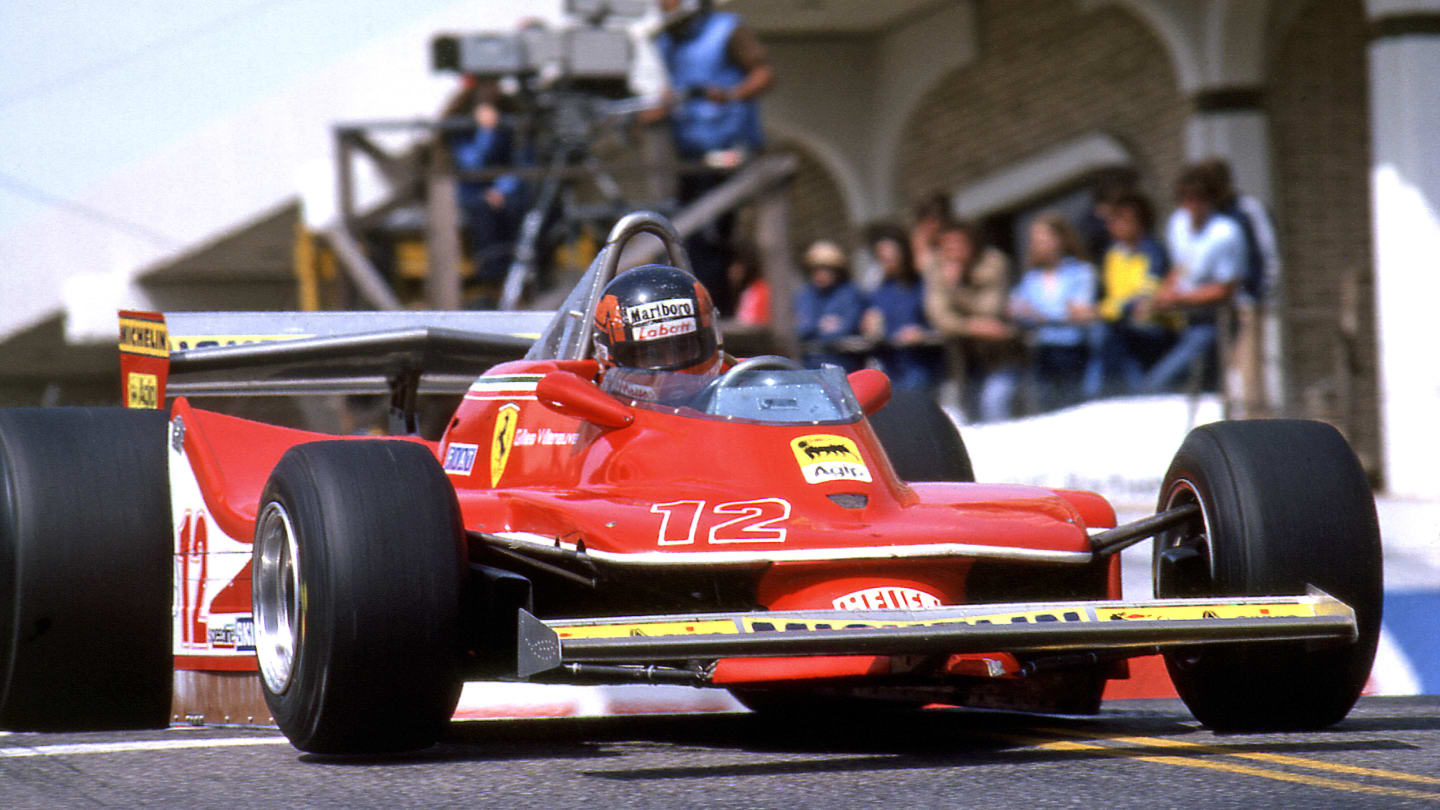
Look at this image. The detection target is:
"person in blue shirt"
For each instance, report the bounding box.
[1009,213,1098,413]
[449,97,524,282]
[648,0,774,314]
[862,225,942,391]
[794,240,866,372]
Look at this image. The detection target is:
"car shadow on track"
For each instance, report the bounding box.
[296,700,1427,771]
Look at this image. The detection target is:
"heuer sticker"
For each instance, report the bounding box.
[634,317,696,341]
[490,403,520,486]
[623,297,694,325]
[127,372,159,409]
[790,434,871,484]
[443,442,479,475]
[833,586,942,611]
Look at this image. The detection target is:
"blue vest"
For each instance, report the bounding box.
[657,11,764,157]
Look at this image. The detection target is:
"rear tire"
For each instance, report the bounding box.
[1154,419,1381,730]
[0,408,172,731]
[869,389,974,482]
[253,440,466,753]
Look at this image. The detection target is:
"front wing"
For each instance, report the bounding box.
[516,588,1354,678]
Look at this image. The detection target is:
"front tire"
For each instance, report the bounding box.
[0,408,172,731]
[869,389,975,482]
[254,440,466,753]
[1154,419,1381,730]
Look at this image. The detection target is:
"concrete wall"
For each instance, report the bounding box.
[1268,0,1380,469]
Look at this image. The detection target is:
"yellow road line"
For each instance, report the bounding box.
[1037,726,1440,787]
[988,733,1440,802]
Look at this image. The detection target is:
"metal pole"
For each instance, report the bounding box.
[426,146,464,310]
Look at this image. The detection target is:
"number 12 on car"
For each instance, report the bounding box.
[650,499,791,545]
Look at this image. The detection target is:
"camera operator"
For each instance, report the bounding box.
[443,82,527,285]
[643,0,774,314]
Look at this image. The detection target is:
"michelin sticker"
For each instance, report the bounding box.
[443,442,479,476]
[790,434,871,484]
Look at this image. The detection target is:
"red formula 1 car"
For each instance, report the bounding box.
[0,213,1381,753]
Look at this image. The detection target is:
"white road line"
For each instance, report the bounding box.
[0,737,291,758]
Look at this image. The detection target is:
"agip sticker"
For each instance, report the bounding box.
[789,434,871,484]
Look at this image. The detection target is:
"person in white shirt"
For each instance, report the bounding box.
[1142,165,1244,392]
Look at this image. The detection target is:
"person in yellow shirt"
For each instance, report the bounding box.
[1081,193,1175,398]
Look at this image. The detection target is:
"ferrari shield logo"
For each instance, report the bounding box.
[789,434,871,484]
[491,403,520,486]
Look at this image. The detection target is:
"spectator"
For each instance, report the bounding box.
[1009,214,1097,412]
[923,221,1019,422]
[450,96,524,282]
[1203,158,1280,415]
[1143,164,1245,393]
[727,241,770,326]
[1082,192,1174,398]
[795,240,866,372]
[1077,169,1138,264]
[909,191,953,281]
[862,226,943,391]
[648,0,775,313]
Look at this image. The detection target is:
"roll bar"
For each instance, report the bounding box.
[525,210,693,363]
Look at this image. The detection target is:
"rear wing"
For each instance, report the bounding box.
[118,309,553,431]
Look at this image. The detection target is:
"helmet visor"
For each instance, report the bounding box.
[612,326,717,372]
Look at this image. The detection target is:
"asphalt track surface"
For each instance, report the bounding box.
[2,697,1438,808]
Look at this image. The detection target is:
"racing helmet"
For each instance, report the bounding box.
[593,264,721,373]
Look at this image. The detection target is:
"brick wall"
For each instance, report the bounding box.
[894,0,1187,218]
[1266,0,1380,472]
[776,139,849,258]
[886,0,1380,469]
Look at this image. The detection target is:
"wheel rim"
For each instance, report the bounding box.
[1154,478,1215,593]
[1155,479,1216,671]
[254,501,301,694]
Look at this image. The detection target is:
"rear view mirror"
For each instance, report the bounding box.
[536,371,634,429]
[847,368,891,416]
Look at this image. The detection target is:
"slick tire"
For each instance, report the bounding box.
[1154,419,1382,731]
[253,440,465,754]
[0,407,173,731]
[868,389,975,482]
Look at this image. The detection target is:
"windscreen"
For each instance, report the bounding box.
[600,366,862,425]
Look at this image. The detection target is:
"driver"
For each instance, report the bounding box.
[593,264,726,376]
